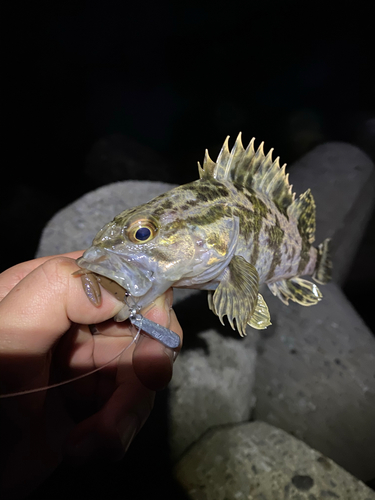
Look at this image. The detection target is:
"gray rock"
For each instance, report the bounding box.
[287,142,375,284]
[254,283,375,481]
[251,144,375,481]
[174,421,375,500]
[169,329,257,462]
[35,142,375,482]
[36,181,258,464]
[37,143,374,275]
[36,181,178,257]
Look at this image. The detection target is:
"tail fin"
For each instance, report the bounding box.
[313,238,332,284]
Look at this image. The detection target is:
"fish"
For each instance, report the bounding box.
[76,133,332,336]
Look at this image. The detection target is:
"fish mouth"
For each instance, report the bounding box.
[76,246,154,297]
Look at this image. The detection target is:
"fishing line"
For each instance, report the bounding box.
[0,325,141,399]
[0,293,180,398]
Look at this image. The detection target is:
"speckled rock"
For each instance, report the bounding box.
[36,143,374,279]
[35,182,258,463]
[287,142,375,284]
[35,142,375,482]
[254,282,375,481]
[36,181,178,257]
[169,329,257,461]
[174,421,375,500]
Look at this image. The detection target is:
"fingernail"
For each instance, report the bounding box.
[164,300,171,327]
[116,414,139,454]
[163,346,175,366]
[165,289,173,309]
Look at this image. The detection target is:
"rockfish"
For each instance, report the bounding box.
[76,134,332,336]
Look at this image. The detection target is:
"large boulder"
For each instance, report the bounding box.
[36,180,258,463]
[36,180,177,257]
[254,283,375,481]
[251,143,375,481]
[287,142,375,283]
[36,142,375,482]
[169,329,257,462]
[174,421,375,500]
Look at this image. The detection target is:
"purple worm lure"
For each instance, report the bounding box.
[129,308,180,349]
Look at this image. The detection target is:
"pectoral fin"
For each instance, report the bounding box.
[211,255,259,336]
[207,290,215,313]
[268,277,322,306]
[248,293,272,329]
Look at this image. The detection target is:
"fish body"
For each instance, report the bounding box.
[77,134,332,335]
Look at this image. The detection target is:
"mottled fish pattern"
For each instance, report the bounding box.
[77,134,332,335]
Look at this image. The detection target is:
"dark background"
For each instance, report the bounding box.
[2,1,374,331]
[1,1,375,496]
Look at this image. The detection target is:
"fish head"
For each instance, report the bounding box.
[76,182,239,316]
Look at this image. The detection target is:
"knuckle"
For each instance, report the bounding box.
[39,256,75,291]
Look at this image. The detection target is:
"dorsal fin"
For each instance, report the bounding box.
[199,133,295,216]
[287,188,316,243]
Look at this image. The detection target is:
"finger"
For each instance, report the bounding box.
[65,358,154,463]
[82,289,183,389]
[0,256,124,394]
[0,251,85,302]
[132,290,183,391]
[0,256,124,355]
[55,323,134,401]
[64,291,183,461]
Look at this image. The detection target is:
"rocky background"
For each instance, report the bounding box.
[2,1,374,335]
[2,1,375,498]
[32,142,375,499]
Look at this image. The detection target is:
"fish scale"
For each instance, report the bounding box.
[77,133,332,336]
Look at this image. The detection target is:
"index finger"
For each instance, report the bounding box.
[0,256,123,356]
[0,251,85,302]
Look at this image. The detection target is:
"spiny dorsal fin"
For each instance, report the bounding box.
[203,149,216,176]
[199,133,295,216]
[198,149,216,179]
[197,161,205,179]
[287,188,316,243]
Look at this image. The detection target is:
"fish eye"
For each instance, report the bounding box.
[127,218,157,244]
[135,227,151,240]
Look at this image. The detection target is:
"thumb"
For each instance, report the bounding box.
[0,256,124,355]
[0,256,123,394]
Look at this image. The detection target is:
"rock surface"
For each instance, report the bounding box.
[250,144,375,481]
[36,143,374,271]
[174,421,375,500]
[254,283,375,481]
[36,181,258,463]
[169,329,257,462]
[36,142,375,483]
[286,142,375,284]
[36,180,177,257]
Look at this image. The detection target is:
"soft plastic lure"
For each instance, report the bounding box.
[76,133,332,337]
[129,309,180,349]
[0,302,179,398]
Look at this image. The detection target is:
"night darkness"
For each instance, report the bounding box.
[3,1,374,331]
[1,1,375,496]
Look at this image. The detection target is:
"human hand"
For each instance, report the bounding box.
[0,252,182,498]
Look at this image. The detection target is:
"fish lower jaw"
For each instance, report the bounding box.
[76,257,153,297]
[114,306,131,322]
[77,260,127,289]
